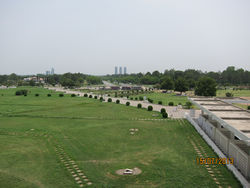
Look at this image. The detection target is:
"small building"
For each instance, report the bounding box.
[111,86,120,90]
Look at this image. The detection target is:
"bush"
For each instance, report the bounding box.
[89,95,92,98]
[185,101,192,109]
[24,94,27,97]
[162,112,168,118]
[137,103,142,108]
[84,94,88,97]
[115,92,118,97]
[35,93,39,97]
[148,105,153,111]
[178,103,182,105]
[127,96,129,99]
[59,93,64,97]
[100,97,103,101]
[135,97,138,100]
[130,97,133,100]
[248,106,250,110]
[148,98,153,103]
[15,89,28,96]
[158,101,162,105]
[168,102,174,106]
[108,98,112,102]
[47,94,51,97]
[121,95,123,98]
[116,99,120,104]
[139,96,143,101]
[161,108,166,114]
[94,96,97,99]
[126,102,130,106]
[226,92,234,97]
[71,94,76,97]
[108,94,110,97]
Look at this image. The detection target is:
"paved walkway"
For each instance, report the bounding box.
[47,87,199,119]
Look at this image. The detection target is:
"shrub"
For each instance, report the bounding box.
[248,106,250,110]
[158,101,162,105]
[59,93,64,97]
[89,95,92,98]
[71,94,76,97]
[15,89,28,96]
[115,92,118,97]
[94,96,97,99]
[130,97,133,100]
[139,96,143,101]
[226,92,234,97]
[108,98,112,102]
[100,97,103,101]
[126,102,130,106]
[162,112,168,118]
[168,102,174,106]
[148,98,153,103]
[137,103,142,108]
[84,94,88,97]
[185,101,192,109]
[35,93,39,97]
[148,105,153,111]
[127,96,129,99]
[161,108,166,114]
[24,94,27,97]
[108,94,110,97]
[116,99,120,104]
[135,97,138,100]
[121,95,123,98]
[47,94,51,97]
[178,102,182,105]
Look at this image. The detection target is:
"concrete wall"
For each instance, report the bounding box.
[185,113,249,187]
[198,113,250,180]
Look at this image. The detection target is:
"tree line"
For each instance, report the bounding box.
[0,73,102,88]
[103,66,250,88]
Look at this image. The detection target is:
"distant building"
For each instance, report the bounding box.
[111,86,120,90]
[124,67,127,75]
[46,71,50,75]
[115,66,118,75]
[119,67,122,75]
[51,68,55,75]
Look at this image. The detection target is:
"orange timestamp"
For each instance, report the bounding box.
[197,158,234,165]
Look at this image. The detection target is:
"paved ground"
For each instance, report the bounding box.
[47,87,200,119]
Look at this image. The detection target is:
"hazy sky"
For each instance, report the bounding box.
[1,0,250,75]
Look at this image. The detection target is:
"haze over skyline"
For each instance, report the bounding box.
[1,0,250,75]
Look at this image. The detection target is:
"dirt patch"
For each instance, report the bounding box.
[116,168,142,175]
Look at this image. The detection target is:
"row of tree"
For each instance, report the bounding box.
[103,66,250,88]
[0,73,102,88]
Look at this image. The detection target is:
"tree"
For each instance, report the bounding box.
[174,78,188,94]
[160,77,174,90]
[195,77,217,96]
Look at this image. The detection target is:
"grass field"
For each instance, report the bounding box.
[216,89,250,97]
[0,87,241,187]
[129,92,189,106]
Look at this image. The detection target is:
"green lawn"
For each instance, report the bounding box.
[216,89,250,97]
[0,87,241,187]
[129,92,189,106]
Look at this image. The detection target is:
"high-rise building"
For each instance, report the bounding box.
[46,71,50,75]
[124,67,127,75]
[119,66,122,75]
[115,66,118,75]
[51,68,55,75]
